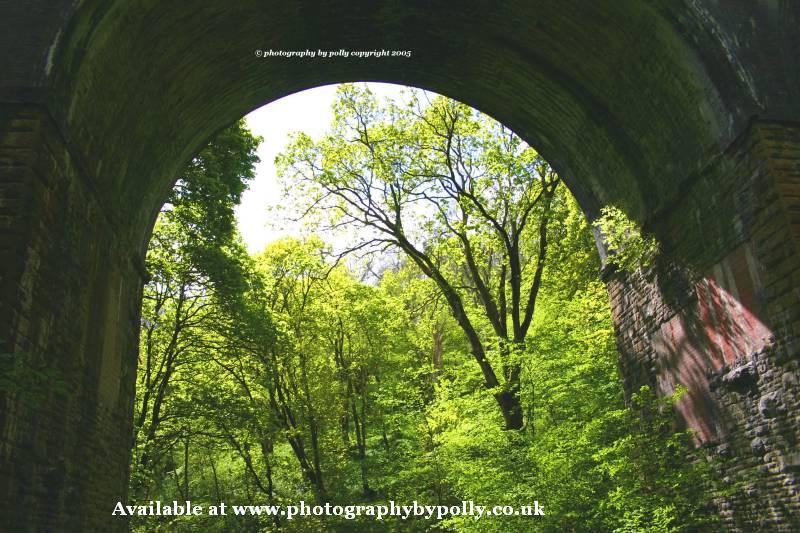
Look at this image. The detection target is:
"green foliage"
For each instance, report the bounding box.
[277,83,569,430]
[168,119,260,246]
[594,206,660,272]
[593,386,718,533]
[130,85,719,532]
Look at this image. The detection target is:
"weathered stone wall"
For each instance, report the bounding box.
[607,121,800,530]
[0,106,140,532]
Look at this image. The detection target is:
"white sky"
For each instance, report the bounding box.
[236,82,409,254]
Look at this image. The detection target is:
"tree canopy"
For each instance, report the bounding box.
[277,85,572,430]
[130,87,720,533]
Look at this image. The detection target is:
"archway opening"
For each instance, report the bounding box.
[128,82,712,532]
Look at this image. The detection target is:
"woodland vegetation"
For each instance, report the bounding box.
[130,85,718,532]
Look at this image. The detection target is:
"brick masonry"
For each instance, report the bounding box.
[607,121,800,530]
[0,106,141,532]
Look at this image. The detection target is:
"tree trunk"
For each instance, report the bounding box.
[183,433,190,500]
[432,322,444,381]
[208,453,222,504]
[495,390,523,430]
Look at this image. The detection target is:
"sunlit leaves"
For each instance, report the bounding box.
[594,206,660,272]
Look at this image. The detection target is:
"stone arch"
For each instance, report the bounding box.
[47,0,751,242]
[0,1,798,530]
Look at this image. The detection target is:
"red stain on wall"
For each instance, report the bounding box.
[653,243,771,441]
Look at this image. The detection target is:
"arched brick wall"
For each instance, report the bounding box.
[0,1,798,530]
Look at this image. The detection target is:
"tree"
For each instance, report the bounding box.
[132,119,261,500]
[277,84,564,430]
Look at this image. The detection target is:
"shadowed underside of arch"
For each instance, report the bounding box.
[0,1,799,530]
[47,0,749,244]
